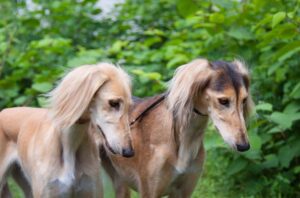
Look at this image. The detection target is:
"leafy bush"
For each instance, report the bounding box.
[1,0,300,196]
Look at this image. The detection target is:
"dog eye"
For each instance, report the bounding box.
[218,98,230,107]
[109,100,120,109]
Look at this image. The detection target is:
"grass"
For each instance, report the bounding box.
[192,151,237,198]
[8,177,23,197]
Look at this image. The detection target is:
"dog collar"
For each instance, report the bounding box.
[76,118,90,124]
[193,108,208,116]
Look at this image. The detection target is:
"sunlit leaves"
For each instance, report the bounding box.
[227,159,248,176]
[255,102,273,112]
[32,82,53,93]
[290,82,300,99]
[176,0,199,17]
[272,12,286,28]
[269,111,300,130]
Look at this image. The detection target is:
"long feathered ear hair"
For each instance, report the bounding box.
[167,59,214,172]
[47,64,110,129]
[167,59,213,130]
[232,59,255,121]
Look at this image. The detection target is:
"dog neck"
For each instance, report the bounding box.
[174,113,209,173]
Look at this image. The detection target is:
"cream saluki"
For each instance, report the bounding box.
[0,63,133,197]
[101,59,254,198]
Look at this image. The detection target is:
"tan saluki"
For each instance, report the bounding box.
[0,63,134,197]
[101,59,254,198]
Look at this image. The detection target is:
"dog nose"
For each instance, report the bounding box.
[122,147,134,158]
[236,143,250,152]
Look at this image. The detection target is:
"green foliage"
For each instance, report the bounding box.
[1,0,300,197]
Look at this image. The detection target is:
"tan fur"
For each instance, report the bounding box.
[0,63,133,197]
[101,59,254,198]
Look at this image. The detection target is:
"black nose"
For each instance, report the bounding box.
[122,147,134,158]
[236,143,250,152]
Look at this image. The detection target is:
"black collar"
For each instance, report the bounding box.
[130,94,166,126]
[130,94,208,126]
[193,108,208,116]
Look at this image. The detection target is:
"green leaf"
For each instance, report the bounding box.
[243,132,262,160]
[211,0,235,9]
[249,132,262,150]
[262,154,279,168]
[67,49,102,67]
[14,96,27,105]
[267,126,283,134]
[284,102,300,114]
[290,82,300,99]
[146,72,162,81]
[272,12,286,28]
[166,54,189,68]
[204,131,225,150]
[227,27,254,40]
[255,102,273,112]
[37,97,48,107]
[144,29,165,36]
[267,62,281,76]
[269,112,300,130]
[176,0,199,17]
[131,70,162,82]
[143,37,162,47]
[109,41,128,54]
[32,82,53,93]
[209,13,224,24]
[227,159,248,176]
[273,41,300,63]
[294,166,300,174]
[278,145,296,168]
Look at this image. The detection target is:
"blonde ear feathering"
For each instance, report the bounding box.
[167,59,213,172]
[167,59,213,131]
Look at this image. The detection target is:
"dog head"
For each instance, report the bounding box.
[90,65,134,157]
[49,63,134,157]
[168,59,254,152]
[203,60,253,151]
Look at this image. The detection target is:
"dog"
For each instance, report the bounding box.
[0,63,134,197]
[101,59,254,198]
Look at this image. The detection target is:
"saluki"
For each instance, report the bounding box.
[0,63,134,197]
[101,59,254,198]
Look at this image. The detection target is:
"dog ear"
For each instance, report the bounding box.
[48,65,108,129]
[168,59,213,127]
[168,59,214,172]
[232,60,255,120]
[244,94,255,121]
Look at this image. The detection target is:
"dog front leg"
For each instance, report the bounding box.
[1,182,12,198]
[11,164,33,198]
[113,181,130,198]
[100,148,130,198]
[0,136,17,197]
[168,172,200,198]
[139,178,161,198]
[168,146,205,198]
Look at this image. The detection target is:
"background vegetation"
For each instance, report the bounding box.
[1,0,300,197]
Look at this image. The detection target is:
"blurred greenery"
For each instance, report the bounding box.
[1,0,300,197]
